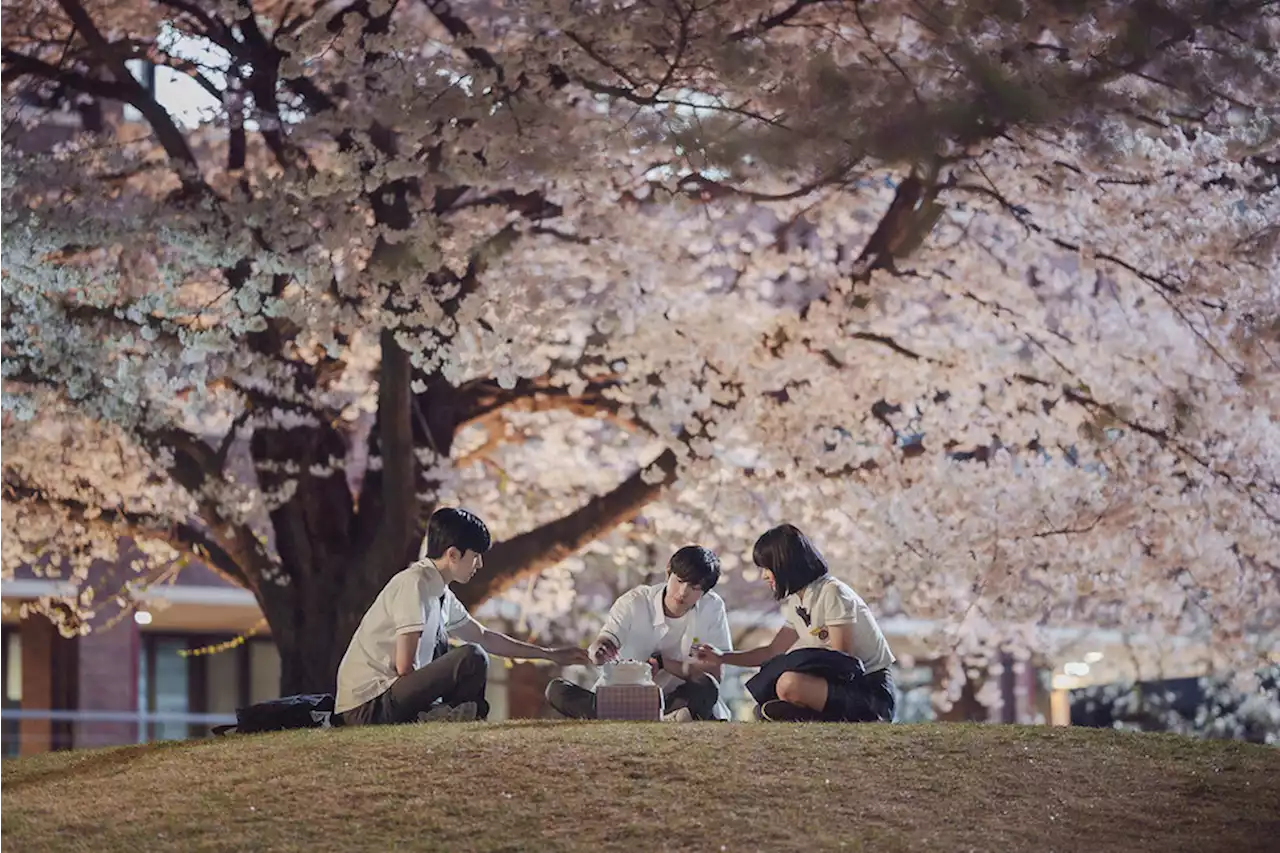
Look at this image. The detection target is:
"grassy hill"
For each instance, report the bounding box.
[3,722,1277,852]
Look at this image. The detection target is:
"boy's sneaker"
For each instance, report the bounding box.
[417,704,454,723]
[447,702,478,722]
[417,702,478,723]
[662,707,693,723]
[758,700,822,722]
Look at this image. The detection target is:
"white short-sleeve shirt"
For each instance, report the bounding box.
[781,575,895,674]
[335,561,446,714]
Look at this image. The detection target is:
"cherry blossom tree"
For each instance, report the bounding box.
[3,0,1277,694]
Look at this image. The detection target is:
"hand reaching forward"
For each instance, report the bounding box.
[591,637,620,665]
[691,643,723,665]
[548,646,591,667]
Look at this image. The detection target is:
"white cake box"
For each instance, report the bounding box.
[595,660,664,721]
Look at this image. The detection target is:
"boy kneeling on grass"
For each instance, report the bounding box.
[693,524,896,723]
[336,507,590,725]
[545,545,734,722]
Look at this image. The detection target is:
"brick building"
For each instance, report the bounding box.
[3,561,265,755]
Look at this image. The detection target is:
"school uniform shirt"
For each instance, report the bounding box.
[590,582,734,718]
[335,560,447,714]
[781,574,896,674]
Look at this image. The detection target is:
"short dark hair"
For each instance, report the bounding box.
[423,507,491,560]
[667,545,721,592]
[752,524,828,600]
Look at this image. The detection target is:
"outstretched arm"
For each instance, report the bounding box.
[450,615,589,666]
[694,625,796,669]
[667,600,734,681]
[659,653,720,682]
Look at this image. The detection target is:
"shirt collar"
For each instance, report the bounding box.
[791,574,829,605]
[413,558,448,599]
[649,581,700,627]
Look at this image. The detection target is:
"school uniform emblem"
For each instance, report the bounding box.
[810,626,829,642]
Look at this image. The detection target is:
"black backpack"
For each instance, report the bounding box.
[213,693,339,735]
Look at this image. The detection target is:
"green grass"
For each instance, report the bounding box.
[3,722,1278,852]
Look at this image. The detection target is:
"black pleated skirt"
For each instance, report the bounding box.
[746,648,895,722]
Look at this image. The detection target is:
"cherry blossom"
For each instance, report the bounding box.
[3,0,1276,694]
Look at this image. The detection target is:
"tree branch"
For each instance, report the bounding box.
[2,475,250,587]
[450,189,563,220]
[456,448,679,608]
[2,49,133,102]
[728,0,837,41]
[451,376,649,467]
[420,0,505,78]
[6,354,278,586]
[51,0,203,183]
[945,175,1244,374]
[153,0,233,45]
[456,376,639,433]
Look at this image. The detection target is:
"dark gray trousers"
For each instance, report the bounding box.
[340,643,489,725]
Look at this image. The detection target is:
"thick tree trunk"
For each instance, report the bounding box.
[257,495,422,696]
[256,558,341,694]
[258,549,406,695]
[275,621,347,696]
[932,658,991,722]
[248,332,422,695]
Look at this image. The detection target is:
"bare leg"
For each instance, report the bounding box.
[775,672,830,712]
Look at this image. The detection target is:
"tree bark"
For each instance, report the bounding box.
[258,569,347,695]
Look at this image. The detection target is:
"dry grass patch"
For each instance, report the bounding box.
[3,722,1277,852]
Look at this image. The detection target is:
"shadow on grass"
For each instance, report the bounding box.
[0,742,157,794]
[3,735,223,792]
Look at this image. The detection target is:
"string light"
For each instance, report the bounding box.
[170,627,587,663]
[177,618,268,658]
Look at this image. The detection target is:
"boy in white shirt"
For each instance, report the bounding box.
[693,524,896,722]
[336,507,589,725]
[545,546,734,721]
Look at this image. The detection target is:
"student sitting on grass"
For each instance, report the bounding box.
[545,545,734,722]
[693,524,896,722]
[336,507,590,725]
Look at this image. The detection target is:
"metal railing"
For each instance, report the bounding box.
[3,709,236,725]
[2,709,237,754]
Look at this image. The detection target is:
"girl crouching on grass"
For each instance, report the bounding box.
[693,524,897,722]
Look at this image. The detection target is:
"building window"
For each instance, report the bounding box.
[139,635,190,742]
[2,628,21,757]
[248,640,281,705]
[138,634,280,741]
